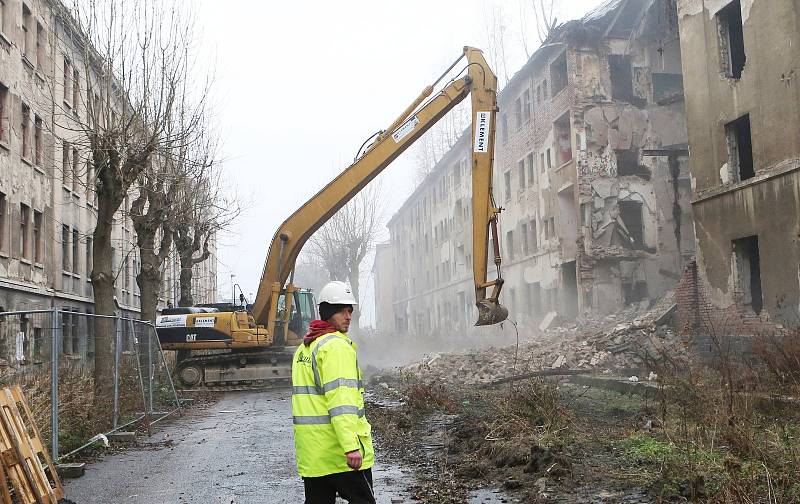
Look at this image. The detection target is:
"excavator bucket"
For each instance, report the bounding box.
[475,299,509,326]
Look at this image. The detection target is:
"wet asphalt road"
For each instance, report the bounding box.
[64,389,413,504]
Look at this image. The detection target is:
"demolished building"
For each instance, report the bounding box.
[378,0,694,337]
[675,0,800,331]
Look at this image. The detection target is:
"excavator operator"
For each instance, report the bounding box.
[291,281,376,503]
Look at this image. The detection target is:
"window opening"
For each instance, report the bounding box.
[550,52,568,95]
[726,114,754,181]
[554,113,572,165]
[733,235,763,315]
[615,149,651,179]
[718,0,746,79]
[619,200,645,248]
[609,54,635,102]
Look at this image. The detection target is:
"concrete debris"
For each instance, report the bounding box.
[628,376,639,383]
[398,291,685,385]
[538,311,558,332]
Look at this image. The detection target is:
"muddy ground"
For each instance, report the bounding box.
[366,375,668,504]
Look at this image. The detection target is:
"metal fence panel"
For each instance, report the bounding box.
[0,309,180,461]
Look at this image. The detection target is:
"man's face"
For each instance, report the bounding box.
[328,306,353,333]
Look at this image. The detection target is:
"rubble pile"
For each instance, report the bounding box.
[400,292,685,385]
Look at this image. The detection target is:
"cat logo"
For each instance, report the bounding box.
[186,333,197,342]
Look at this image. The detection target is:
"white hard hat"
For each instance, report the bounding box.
[317,281,358,305]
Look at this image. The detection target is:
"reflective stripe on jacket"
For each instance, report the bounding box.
[291,331,374,478]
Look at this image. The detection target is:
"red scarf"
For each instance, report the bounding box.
[303,320,337,346]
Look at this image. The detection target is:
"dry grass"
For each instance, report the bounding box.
[643,327,800,503]
[0,357,153,455]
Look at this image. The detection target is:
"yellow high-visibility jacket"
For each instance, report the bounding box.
[291,331,374,478]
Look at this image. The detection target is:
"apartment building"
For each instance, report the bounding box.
[676,0,800,329]
[0,0,216,363]
[379,0,694,337]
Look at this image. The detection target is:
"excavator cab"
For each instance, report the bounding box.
[274,289,316,346]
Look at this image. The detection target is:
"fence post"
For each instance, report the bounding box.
[155,323,182,416]
[130,320,152,436]
[147,324,154,415]
[50,307,60,461]
[113,315,122,429]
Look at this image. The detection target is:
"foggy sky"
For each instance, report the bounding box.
[197,0,604,326]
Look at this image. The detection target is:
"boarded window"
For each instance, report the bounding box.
[0,192,5,251]
[0,83,7,141]
[34,115,42,165]
[62,225,70,271]
[21,4,31,58]
[32,210,41,262]
[19,203,29,259]
[20,103,30,158]
[504,171,511,201]
[72,228,79,274]
[62,141,70,186]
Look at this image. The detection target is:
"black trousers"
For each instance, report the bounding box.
[303,468,375,504]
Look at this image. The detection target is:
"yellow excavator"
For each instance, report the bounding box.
[156,47,508,387]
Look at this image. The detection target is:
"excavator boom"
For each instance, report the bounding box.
[157,47,507,388]
[253,47,507,333]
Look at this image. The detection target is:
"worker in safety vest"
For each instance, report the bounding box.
[291,280,376,504]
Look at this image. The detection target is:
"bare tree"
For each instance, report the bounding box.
[483,3,512,88]
[52,0,206,425]
[172,147,240,307]
[305,182,385,337]
[412,102,470,183]
[129,159,177,322]
[531,0,559,43]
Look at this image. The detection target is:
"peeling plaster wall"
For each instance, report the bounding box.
[678,0,800,326]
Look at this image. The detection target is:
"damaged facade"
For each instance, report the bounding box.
[379,0,694,336]
[676,0,800,329]
[0,0,217,366]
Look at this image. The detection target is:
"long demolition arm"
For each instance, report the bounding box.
[251,47,507,333]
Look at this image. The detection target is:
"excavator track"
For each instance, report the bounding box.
[176,347,298,389]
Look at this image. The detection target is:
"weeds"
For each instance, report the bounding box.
[642,319,800,502]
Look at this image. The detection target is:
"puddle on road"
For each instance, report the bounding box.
[468,487,511,503]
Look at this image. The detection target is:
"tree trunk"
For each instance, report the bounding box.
[178,256,194,307]
[348,270,360,338]
[137,268,162,323]
[90,196,118,429]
